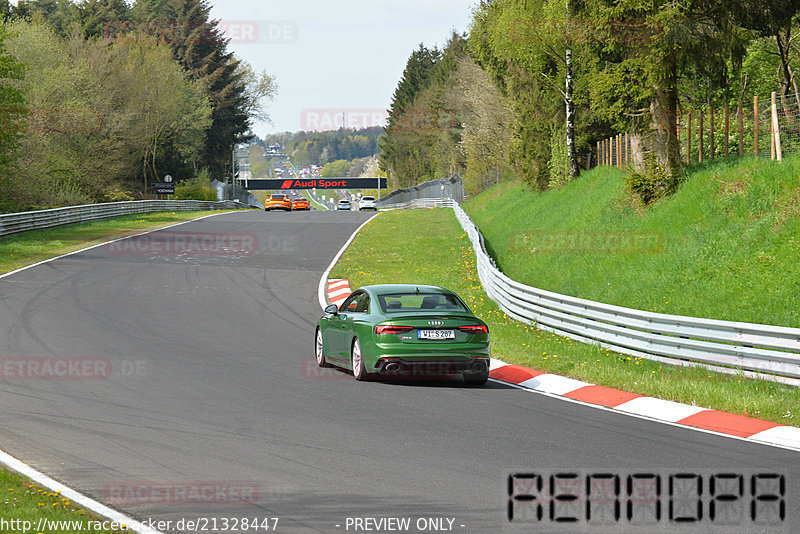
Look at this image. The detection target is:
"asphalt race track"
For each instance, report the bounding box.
[0,210,798,533]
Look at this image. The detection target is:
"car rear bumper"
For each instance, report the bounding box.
[371,356,489,376]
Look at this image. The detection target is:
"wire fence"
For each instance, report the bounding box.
[597,90,800,167]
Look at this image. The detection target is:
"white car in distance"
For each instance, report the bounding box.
[359,196,377,211]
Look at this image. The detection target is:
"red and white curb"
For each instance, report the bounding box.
[325,278,800,452]
[488,360,800,451]
[327,279,352,308]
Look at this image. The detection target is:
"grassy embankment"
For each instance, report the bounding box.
[467,155,800,327]
[0,210,233,275]
[330,155,800,426]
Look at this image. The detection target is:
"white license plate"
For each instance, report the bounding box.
[417,329,455,340]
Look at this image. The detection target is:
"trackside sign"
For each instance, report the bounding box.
[246,178,387,190]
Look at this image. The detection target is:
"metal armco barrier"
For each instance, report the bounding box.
[387,198,800,385]
[377,175,464,207]
[379,198,453,210]
[0,200,251,237]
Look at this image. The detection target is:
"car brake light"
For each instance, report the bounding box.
[458,325,488,334]
[374,325,414,335]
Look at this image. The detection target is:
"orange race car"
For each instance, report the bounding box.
[264,193,292,211]
[292,197,311,211]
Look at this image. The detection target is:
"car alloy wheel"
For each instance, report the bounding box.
[315,327,329,368]
[351,337,368,381]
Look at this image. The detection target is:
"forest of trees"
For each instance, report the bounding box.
[260,127,384,168]
[380,1,800,199]
[0,0,274,212]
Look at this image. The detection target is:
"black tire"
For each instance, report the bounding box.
[351,337,369,381]
[315,327,330,368]
[463,370,489,386]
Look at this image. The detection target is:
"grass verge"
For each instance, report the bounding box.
[250,190,270,206]
[1,467,128,533]
[303,190,329,211]
[0,210,234,276]
[330,208,799,426]
[464,155,800,327]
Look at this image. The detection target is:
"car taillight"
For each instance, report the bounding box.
[374,325,414,335]
[458,325,488,334]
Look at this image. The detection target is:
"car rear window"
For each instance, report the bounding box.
[377,293,469,313]
[271,194,286,199]
[362,196,374,201]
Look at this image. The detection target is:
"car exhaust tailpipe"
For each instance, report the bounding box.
[472,361,487,372]
[384,362,402,373]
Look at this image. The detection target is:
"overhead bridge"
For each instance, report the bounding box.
[244,177,387,190]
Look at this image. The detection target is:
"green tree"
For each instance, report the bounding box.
[0,25,26,212]
[12,0,77,35]
[6,18,210,207]
[77,0,130,39]
[131,0,257,179]
[321,159,351,177]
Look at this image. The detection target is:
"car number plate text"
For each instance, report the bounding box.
[417,329,455,340]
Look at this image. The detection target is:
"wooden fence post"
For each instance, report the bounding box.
[686,112,692,165]
[596,141,600,167]
[771,92,776,160]
[754,95,759,157]
[709,107,715,159]
[738,100,743,156]
[772,91,783,161]
[699,110,704,163]
[625,133,630,165]
[724,103,730,158]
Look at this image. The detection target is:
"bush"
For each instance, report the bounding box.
[103,186,135,202]
[624,152,684,205]
[173,183,217,201]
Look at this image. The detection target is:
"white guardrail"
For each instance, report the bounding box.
[381,198,800,386]
[0,200,250,238]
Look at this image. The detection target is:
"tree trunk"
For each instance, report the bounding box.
[650,53,681,177]
[776,29,792,101]
[565,0,579,179]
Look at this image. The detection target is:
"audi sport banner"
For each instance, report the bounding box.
[245,178,387,190]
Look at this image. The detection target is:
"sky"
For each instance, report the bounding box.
[207,0,478,137]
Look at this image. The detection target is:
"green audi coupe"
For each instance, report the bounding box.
[315,284,490,385]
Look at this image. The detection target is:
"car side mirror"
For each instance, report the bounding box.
[325,304,339,315]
